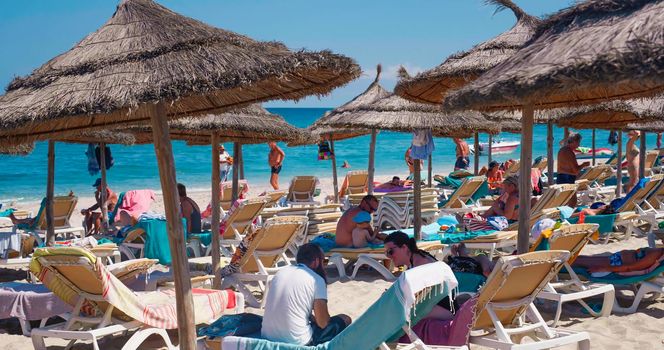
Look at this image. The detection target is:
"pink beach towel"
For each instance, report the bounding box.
[399,297,477,346]
[119,190,155,220]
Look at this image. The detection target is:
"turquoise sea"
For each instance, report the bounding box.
[0,108,657,203]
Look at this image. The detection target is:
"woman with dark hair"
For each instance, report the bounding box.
[384,231,456,320]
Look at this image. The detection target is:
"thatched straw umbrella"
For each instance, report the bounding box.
[444,0,664,254]
[0,0,360,347]
[394,0,541,104]
[309,65,389,200]
[0,143,34,155]
[325,91,499,239]
[553,95,664,193]
[130,104,313,288]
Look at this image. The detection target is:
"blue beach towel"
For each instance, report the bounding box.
[117,217,187,265]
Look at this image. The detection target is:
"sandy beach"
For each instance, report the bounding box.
[1,174,663,349]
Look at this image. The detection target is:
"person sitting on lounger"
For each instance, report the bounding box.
[481,160,504,193]
[573,248,664,273]
[374,176,413,191]
[384,231,462,321]
[81,179,118,235]
[351,210,382,248]
[262,243,351,345]
[335,195,382,247]
[177,183,202,233]
[481,175,520,221]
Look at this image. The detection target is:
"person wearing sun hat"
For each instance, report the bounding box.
[481,175,520,221]
[80,178,118,235]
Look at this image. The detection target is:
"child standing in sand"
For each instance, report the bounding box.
[351,211,382,248]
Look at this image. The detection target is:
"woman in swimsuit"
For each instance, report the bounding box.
[482,175,519,221]
[625,130,640,193]
[573,248,664,273]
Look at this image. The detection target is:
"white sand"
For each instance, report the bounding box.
[1,175,663,349]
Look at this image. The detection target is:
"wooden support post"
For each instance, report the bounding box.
[330,140,339,203]
[517,105,534,254]
[592,129,597,166]
[238,144,245,180]
[616,131,623,197]
[488,134,493,165]
[99,143,108,234]
[232,142,240,203]
[547,121,554,186]
[639,131,647,179]
[210,134,222,289]
[564,127,570,140]
[413,159,422,240]
[368,130,377,194]
[45,141,55,246]
[474,133,480,175]
[427,154,433,188]
[148,102,196,350]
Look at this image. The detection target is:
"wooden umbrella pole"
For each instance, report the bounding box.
[148,102,196,350]
[592,129,597,166]
[427,154,433,188]
[330,140,339,203]
[210,134,222,289]
[488,134,493,165]
[639,131,647,179]
[564,127,570,140]
[616,131,623,197]
[232,142,240,203]
[547,120,554,186]
[474,133,480,175]
[517,105,534,254]
[413,159,422,240]
[368,129,377,194]
[238,144,245,180]
[99,143,108,234]
[45,141,55,246]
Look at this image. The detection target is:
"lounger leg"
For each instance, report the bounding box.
[328,253,348,280]
[19,318,31,336]
[122,328,176,350]
[31,333,46,350]
[613,282,662,313]
[351,255,396,281]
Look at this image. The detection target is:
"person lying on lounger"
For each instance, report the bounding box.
[573,248,664,273]
[374,176,413,191]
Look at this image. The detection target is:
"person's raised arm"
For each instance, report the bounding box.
[313,299,331,328]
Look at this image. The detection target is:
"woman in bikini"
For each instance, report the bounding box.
[625,130,640,193]
[481,175,519,221]
[573,248,664,273]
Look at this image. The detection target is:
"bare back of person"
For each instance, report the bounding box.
[335,206,361,247]
[557,146,579,176]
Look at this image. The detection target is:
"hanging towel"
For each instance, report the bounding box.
[95,145,114,170]
[119,190,156,220]
[411,130,435,160]
[608,131,618,145]
[86,144,100,175]
[317,141,333,160]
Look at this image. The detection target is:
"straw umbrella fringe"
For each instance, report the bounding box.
[394,0,541,104]
[0,143,34,155]
[444,0,664,111]
[0,0,360,147]
[553,95,664,129]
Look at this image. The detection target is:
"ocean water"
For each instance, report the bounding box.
[0,107,657,203]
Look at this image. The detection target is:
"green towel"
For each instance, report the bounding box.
[567,214,616,234]
[108,192,126,225]
[133,217,187,265]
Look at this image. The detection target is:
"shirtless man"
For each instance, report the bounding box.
[81,178,118,235]
[268,142,285,190]
[177,183,202,233]
[453,138,470,170]
[335,195,381,247]
[557,133,589,207]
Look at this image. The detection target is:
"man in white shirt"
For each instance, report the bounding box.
[218,144,232,182]
[262,243,351,345]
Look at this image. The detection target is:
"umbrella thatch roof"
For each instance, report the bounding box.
[56,130,137,145]
[323,93,501,138]
[394,0,541,104]
[0,0,360,146]
[131,104,315,146]
[0,143,34,156]
[554,95,664,129]
[309,65,388,141]
[444,0,664,111]
[627,120,664,132]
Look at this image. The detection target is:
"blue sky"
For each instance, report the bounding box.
[0,0,572,107]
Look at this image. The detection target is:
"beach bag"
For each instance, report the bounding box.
[318,141,333,160]
[462,213,493,231]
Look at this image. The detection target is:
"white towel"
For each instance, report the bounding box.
[398,261,458,318]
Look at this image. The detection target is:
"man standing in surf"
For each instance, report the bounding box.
[268,141,285,190]
[453,138,470,170]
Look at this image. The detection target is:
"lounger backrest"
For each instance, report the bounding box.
[620,175,664,212]
[534,157,547,172]
[578,165,612,183]
[36,196,78,229]
[474,250,569,330]
[644,150,659,169]
[287,176,318,202]
[122,227,146,244]
[531,224,597,260]
[505,160,520,175]
[531,184,577,213]
[223,198,268,239]
[346,170,369,194]
[443,176,485,209]
[220,182,248,210]
[263,190,286,207]
[241,216,307,273]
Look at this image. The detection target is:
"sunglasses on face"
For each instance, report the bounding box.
[385,248,395,256]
